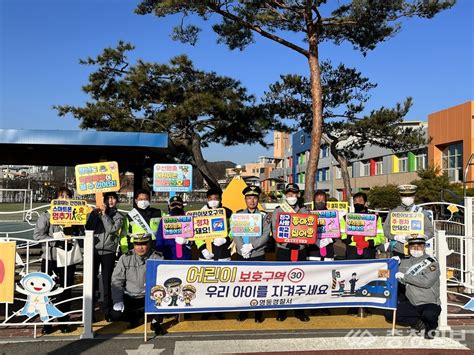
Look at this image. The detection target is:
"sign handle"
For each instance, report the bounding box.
[320,246,327,257]
[95,192,104,210]
[290,249,299,262]
[243,236,250,245]
[175,243,183,259]
[356,248,364,256]
[206,240,213,253]
[391,309,397,336]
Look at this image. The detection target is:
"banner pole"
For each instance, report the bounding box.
[144,313,148,342]
[391,309,397,336]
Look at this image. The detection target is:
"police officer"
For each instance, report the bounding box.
[383,184,434,258]
[111,233,165,335]
[155,196,192,260]
[271,183,310,322]
[389,236,441,339]
[234,185,270,323]
[119,189,161,254]
[195,188,233,261]
[342,192,385,260]
[85,191,124,321]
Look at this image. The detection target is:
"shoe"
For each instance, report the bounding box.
[411,319,425,332]
[237,313,248,322]
[424,329,436,340]
[296,313,310,322]
[41,325,53,335]
[276,312,287,322]
[60,325,71,333]
[254,315,264,323]
[152,323,167,336]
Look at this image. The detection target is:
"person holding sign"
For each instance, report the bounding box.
[387,236,441,340]
[233,185,270,323]
[342,192,385,260]
[155,196,193,260]
[119,189,162,254]
[85,191,124,321]
[383,185,434,258]
[33,187,83,334]
[195,188,233,261]
[271,183,310,322]
[111,233,166,335]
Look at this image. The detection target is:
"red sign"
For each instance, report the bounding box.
[275,212,317,244]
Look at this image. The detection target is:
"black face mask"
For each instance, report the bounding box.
[354,203,367,213]
[314,202,326,210]
[170,207,185,216]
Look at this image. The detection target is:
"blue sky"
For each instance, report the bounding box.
[1,0,472,164]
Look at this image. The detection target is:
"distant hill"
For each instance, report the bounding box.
[193,161,236,189]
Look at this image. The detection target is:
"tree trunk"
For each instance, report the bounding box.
[191,133,221,192]
[304,47,324,202]
[329,140,352,200]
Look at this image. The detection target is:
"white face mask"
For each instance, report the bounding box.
[410,249,424,258]
[401,196,415,206]
[285,196,298,206]
[136,200,150,209]
[208,200,220,209]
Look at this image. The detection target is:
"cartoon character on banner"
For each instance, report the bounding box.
[16,272,64,321]
[338,280,345,296]
[150,285,166,307]
[182,285,196,306]
[349,272,359,294]
[163,277,183,307]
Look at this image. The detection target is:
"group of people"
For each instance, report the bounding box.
[32,182,441,339]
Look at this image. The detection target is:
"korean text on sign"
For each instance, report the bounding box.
[275,213,317,244]
[230,214,262,237]
[162,215,194,240]
[50,199,92,226]
[390,212,424,235]
[186,208,228,240]
[153,164,192,192]
[345,213,378,236]
[75,161,120,195]
[310,210,341,239]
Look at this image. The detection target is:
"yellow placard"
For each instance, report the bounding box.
[50,199,93,226]
[327,201,349,212]
[187,208,228,240]
[0,241,16,303]
[75,161,120,195]
[390,212,424,235]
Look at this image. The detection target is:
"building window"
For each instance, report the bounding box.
[316,168,329,182]
[360,160,370,177]
[321,144,329,158]
[399,155,408,173]
[335,166,342,179]
[300,135,305,145]
[375,159,383,175]
[442,142,463,182]
[416,152,427,170]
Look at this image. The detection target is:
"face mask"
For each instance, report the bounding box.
[170,207,184,215]
[410,249,424,258]
[285,196,298,206]
[208,200,220,209]
[136,200,150,209]
[314,202,326,210]
[354,204,366,213]
[401,196,415,206]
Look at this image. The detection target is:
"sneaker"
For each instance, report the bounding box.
[152,323,167,336]
[41,325,53,335]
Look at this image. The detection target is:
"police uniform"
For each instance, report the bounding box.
[387,236,441,339]
[119,195,161,254]
[234,185,269,323]
[271,183,310,322]
[110,233,165,334]
[383,185,434,257]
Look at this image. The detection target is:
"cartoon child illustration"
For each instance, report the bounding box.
[16,272,64,321]
[163,277,182,307]
[349,273,359,294]
[338,280,345,297]
[150,285,166,307]
[182,285,196,307]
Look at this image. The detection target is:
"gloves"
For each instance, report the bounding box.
[394,235,407,243]
[113,302,124,312]
[242,252,251,259]
[175,237,189,245]
[201,248,214,260]
[241,244,254,256]
[213,237,227,247]
[391,256,401,264]
[395,272,405,281]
